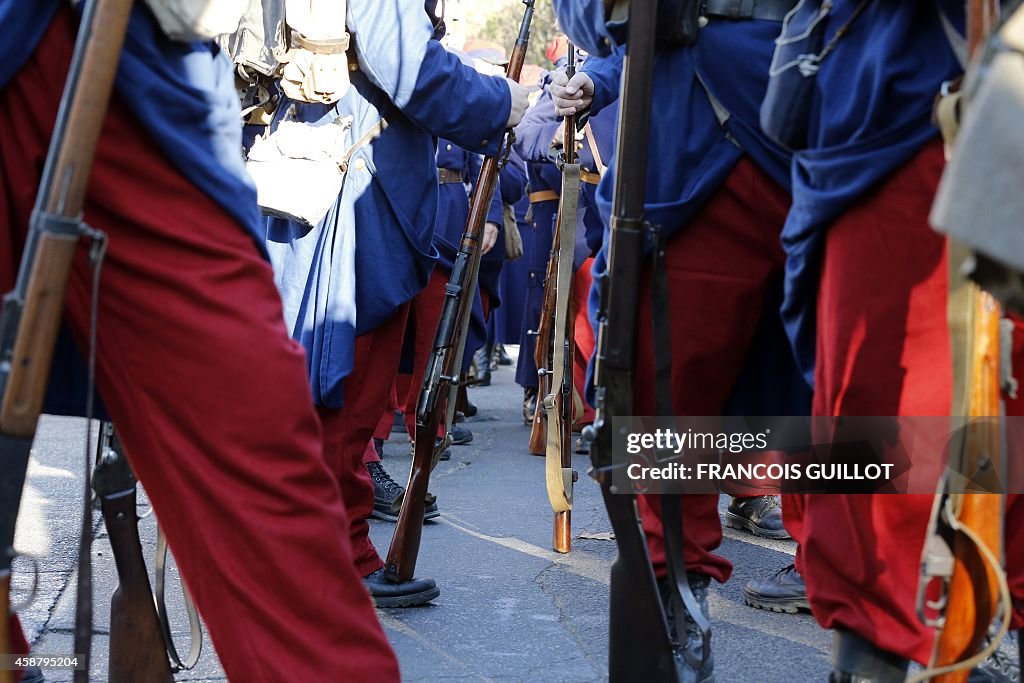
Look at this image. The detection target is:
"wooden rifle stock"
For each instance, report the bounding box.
[580,0,681,679]
[385,0,536,584]
[94,425,173,683]
[0,0,134,676]
[528,244,559,455]
[920,5,1008,680]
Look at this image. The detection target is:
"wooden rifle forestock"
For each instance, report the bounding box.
[0,0,133,438]
[933,291,1004,683]
[552,45,579,553]
[103,491,174,682]
[530,47,578,457]
[1,0,134,676]
[386,0,535,584]
[929,3,1005,680]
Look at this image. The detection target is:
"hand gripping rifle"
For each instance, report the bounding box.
[384,0,536,585]
[538,44,582,554]
[0,1,133,681]
[580,1,708,680]
[913,3,1012,681]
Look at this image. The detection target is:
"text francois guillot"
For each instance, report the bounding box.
[624,428,896,482]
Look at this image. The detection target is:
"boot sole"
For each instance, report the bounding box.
[374,585,441,608]
[371,509,440,523]
[724,512,792,540]
[742,588,810,614]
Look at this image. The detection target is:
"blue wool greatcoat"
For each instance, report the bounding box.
[495,149,530,345]
[432,139,504,372]
[769,0,963,384]
[264,2,510,407]
[1,1,260,417]
[553,0,810,414]
[555,0,963,386]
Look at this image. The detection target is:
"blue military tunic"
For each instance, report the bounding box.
[513,70,563,390]
[264,2,510,407]
[495,148,530,344]
[769,0,963,384]
[432,138,504,372]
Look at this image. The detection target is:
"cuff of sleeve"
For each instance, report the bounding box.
[471,75,510,157]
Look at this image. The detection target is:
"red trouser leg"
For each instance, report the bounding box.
[799,140,950,664]
[635,158,789,581]
[573,258,596,427]
[0,10,398,681]
[1000,318,1024,630]
[402,267,448,438]
[318,305,410,576]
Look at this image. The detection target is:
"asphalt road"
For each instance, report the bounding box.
[9,347,917,682]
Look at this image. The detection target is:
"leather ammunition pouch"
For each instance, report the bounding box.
[760,0,870,151]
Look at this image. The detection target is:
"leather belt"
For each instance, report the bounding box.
[702,0,797,22]
[529,189,559,204]
[580,170,601,185]
[438,168,466,184]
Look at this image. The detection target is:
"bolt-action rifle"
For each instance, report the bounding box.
[536,44,582,553]
[580,1,703,680]
[914,2,1012,681]
[384,0,536,585]
[0,1,133,681]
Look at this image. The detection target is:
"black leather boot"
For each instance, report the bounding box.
[742,562,809,614]
[659,572,714,683]
[472,346,492,386]
[367,460,438,522]
[725,495,790,539]
[363,569,440,608]
[493,343,513,365]
[829,629,909,683]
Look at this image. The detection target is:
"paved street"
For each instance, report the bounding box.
[14,348,850,682]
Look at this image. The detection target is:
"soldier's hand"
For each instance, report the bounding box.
[482,222,500,254]
[506,79,529,128]
[550,71,594,117]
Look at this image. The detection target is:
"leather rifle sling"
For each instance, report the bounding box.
[543,163,581,514]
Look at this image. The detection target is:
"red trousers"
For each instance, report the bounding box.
[318,305,410,575]
[0,11,398,681]
[634,158,789,581]
[790,140,1024,663]
[573,258,596,427]
[395,267,448,438]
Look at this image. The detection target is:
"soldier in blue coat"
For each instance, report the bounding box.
[757,2,1024,679]
[515,54,617,433]
[494,146,531,356]
[513,78,563,425]
[263,1,528,607]
[551,0,810,677]
[0,0,406,679]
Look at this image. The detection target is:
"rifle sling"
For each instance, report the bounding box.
[155,526,203,671]
[650,225,711,667]
[543,162,581,514]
